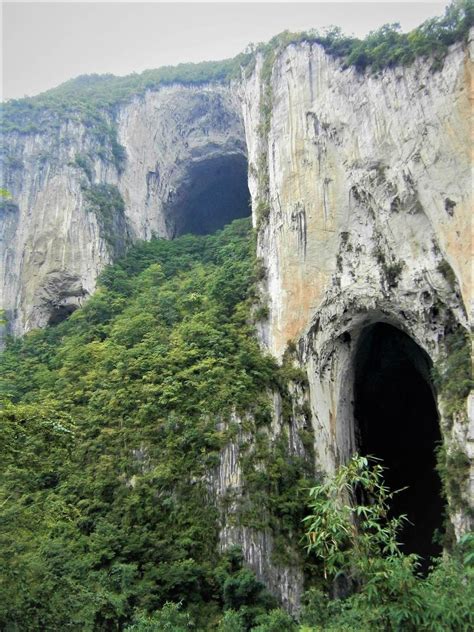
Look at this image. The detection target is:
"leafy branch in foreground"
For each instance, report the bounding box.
[302,455,474,631]
[304,455,411,581]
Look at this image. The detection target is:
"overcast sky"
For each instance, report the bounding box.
[2,1,448,101]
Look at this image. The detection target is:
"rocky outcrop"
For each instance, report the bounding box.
[208,386,311,613]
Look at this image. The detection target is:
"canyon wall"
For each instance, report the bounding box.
[242,33,472,538]
[1,85,245,334]
[1,33,472,605]
[244,37,471,359]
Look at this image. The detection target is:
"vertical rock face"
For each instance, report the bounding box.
[243,37,471,359]
[1,84,247,334]
[1,122,110,334]
[208,388,310,613]
[243,34,473,537]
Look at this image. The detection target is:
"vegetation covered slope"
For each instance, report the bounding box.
[0,219,314,630]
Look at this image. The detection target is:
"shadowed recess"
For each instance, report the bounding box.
[47,304,78,326]
[354,322,444,570]
[168,153,250,237]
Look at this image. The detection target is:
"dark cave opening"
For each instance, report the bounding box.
[47,304,78,326]
[169,153,251,237]
[354,323,444,570]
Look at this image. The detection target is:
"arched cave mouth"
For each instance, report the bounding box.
[47,304,78,326]
[354,322,444,571]
[168,153,251,237]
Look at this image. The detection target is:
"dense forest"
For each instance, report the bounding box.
[1,219,473,630]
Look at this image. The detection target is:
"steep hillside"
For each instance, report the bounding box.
[0,219,315,628]
[1,219,472,631]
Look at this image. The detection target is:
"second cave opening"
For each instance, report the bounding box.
[353,322,444,570]
[47,304,78,326]
[168,153,251,237]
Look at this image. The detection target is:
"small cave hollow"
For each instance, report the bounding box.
[353,322,444,570]
[47,304,78,326]
[169,153,251,237]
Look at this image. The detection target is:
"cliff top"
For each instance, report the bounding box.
[1,0,472,135]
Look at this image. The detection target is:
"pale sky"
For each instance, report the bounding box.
[2,1,448,101]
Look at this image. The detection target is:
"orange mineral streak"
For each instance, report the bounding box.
[441,53,473,315]
[272,175,341,356]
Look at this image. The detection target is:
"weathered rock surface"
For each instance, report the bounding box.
[208,387,311,613]
[243,37,471,359]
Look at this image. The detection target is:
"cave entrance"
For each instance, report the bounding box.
[353,323,444,570]
[47,304,78,326]
[168,153,251,237]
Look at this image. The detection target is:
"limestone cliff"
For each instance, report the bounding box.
[243,33,472,539]
[244,36,471,358]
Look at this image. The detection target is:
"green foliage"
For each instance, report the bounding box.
[253,304,269,321]
[0,184,17,214]
[311,0,472,72]
[460,532,474,566]
[255,201,270,231]
[372,243,405,287]
[436,443,471,511]
[0,218,302,629]
[432,329,473,422]
[249,0,472,82]
[125,602,195,631]
[218,609,246,632]
[252,609,298,632]
[302,455,474,631]
[217,606,298,632]
[0,56,253,136]
[74,152,94,182]
[0,215,471,628]
[304,455,410,580]
[221,568,276,628]
[83,183,129,254]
